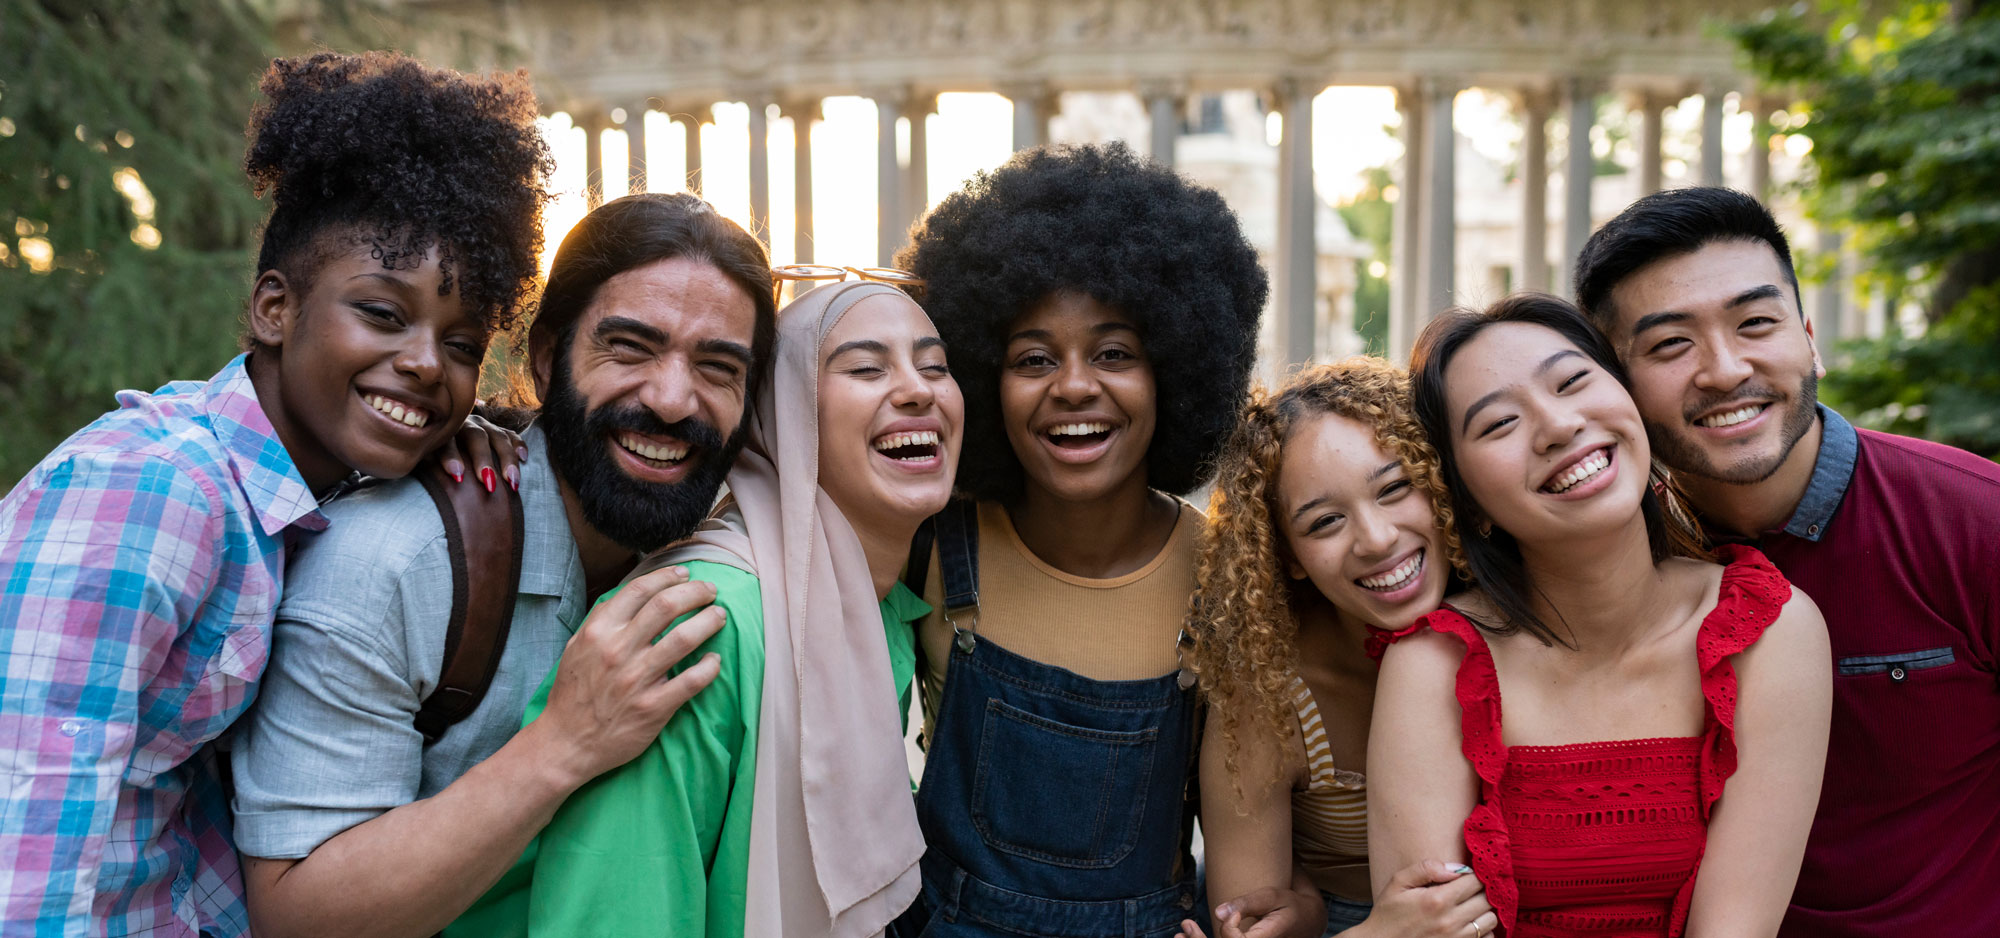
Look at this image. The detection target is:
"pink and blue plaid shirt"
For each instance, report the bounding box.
[0,354,326,937]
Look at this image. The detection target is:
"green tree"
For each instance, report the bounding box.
[1339,166,1394,356]
[1732,0,2000,457]
[0,0,276,487]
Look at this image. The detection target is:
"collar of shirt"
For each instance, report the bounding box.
[189,353,327,537]
[517,423,590,627]
[1779,404,1860,542]
[881,578,932,623]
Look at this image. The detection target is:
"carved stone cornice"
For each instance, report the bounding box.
[389,0,1754,114]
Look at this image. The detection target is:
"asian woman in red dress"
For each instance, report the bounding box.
[1369,294,1830,938]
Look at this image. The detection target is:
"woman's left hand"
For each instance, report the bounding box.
[436,410,528,492]
[1179,885,1328,938]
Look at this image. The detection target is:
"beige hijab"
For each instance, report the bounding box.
[649,281,926,937]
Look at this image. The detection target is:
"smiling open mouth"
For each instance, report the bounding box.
[874,430,940,463]
[1695,403,1769,428]
[364,393,431,429]
[1046,421,1112,449]
[1542,446,1612,494]
[617,432,690,468]
[1357,548,1425,594]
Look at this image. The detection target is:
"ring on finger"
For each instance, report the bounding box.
[1468,919,1486,938]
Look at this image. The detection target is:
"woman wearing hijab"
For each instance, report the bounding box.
[450,280,964,938]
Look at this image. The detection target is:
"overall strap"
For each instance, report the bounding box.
[412,462,526,744]
[934,498,980,615]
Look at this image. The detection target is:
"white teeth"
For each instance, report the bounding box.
[1697,404,1764,428]
[1545,449,1611,493]
[365,394,429,429]
[872,430,941,454]
[617,433,689,464]
[1359,550,1425,592]
[1048,422,1112,437]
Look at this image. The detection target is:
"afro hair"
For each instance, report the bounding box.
[897,141,1267,500]
[244,51,553,339]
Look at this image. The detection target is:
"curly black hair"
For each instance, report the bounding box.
[244,51,553,342]
[896,141,1268,499]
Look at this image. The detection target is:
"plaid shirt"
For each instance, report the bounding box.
[0,354,326,937]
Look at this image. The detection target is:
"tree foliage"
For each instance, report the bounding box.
[1732,0,2000,457]
[0,0,276,486]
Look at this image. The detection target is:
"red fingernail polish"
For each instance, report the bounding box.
[480,468,496,493]
[451,470,463,483]
[507,468,520,491]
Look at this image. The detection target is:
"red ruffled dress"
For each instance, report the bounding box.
[1368,545,1790,938]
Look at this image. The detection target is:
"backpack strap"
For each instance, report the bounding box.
[412,461,526,744]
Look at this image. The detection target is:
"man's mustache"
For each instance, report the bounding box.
[588,403,726,453]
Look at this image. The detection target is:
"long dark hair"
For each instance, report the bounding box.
[1408,293,1707,646]
[518,192,777,411]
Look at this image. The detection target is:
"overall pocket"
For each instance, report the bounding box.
[969,698,1158,869]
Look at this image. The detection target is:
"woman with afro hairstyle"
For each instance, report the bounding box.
[1179,358,1494,938]
[0,50,549,938]
[888,141,1264,938]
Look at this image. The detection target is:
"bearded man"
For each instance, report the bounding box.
[228,193,777,938]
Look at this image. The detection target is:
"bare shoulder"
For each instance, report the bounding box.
[1737,584,1831,680]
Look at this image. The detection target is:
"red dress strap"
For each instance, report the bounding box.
[1369,608,1519,934]
[1668,544,1792,934]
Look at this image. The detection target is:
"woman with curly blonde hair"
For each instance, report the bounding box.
[1180,357,1494,938]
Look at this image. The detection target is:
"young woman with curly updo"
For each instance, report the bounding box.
[0,50,548,936]
[1181,358,1495,938]
[889,142,1265,938]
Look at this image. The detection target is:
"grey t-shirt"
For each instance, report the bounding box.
[230,425,586,860]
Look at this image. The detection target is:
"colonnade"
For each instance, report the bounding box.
[565,78,1774,365]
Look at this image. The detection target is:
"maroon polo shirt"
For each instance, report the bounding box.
[1714,407,2000,936]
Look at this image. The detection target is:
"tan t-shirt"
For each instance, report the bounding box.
[916,499,1200,733]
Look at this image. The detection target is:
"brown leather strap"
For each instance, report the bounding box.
[413,462,525,744]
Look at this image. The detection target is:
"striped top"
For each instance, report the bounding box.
[1289,675,1370,885]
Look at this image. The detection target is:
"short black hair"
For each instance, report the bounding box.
[244,52,552,342]
[897,142,1268,500]
[522,192,776,415]
[1409,293,1699,647]
[1573,186,1801,331]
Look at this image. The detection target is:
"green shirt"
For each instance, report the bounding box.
[449,561,925,938]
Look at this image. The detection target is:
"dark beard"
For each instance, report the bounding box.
[1646,368,1819,486]
[539,355,745,553]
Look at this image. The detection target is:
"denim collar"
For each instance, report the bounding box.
[1780,404,1859,542]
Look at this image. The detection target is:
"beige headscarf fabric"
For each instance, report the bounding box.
[645,281,927,938]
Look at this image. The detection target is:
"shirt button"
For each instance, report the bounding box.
[1807,523,1820,536]
[1178,893,1195,910]
[59,720,81,737]
[1890,666,1908,682]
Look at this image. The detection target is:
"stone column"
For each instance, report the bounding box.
[905,92,936,242]
[782,98,820,265]
[1634,90,1666,195]
[1700,85,1727,188]
[581,109,608,209]
[1389,85,1427,361]
[1748,95,1774,203]
[746,95,772,248]
[1003,82,1052,151]
[673,107,710,196]
[624,103,650,195]
[1563,78,1598,297]
[874,89,907,266]
[1274,78,1320,367]
[1422,76,1460,320]
[1141,81,1186,167]
[1518,87,1552,294]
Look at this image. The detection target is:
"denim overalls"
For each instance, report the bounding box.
[896,501,1203,938]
